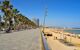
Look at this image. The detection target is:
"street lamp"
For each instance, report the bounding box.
[43,7,48,32]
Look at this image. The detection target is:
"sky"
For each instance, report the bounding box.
[2,0,80,28]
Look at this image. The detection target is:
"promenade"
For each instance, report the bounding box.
[0,29,41,50]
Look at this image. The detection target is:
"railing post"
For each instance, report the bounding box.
[41,32,50,50]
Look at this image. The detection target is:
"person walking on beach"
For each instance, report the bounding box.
[54,36,57,40]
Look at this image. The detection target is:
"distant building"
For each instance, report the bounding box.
[32,18,39,27]
[36,18,39,27]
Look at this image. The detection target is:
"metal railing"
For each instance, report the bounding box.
[41,32,50,50]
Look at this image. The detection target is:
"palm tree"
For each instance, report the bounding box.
[0,0,36,30]
[0,0,14,31]
[12,9,19,29]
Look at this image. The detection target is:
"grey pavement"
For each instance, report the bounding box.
[0,28,41,50]
[0,31,5,34]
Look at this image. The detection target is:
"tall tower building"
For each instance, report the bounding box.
[37,18,39,27]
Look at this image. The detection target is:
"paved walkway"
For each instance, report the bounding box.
[0,29,41,50]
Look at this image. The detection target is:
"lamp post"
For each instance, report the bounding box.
[43,8,48,32]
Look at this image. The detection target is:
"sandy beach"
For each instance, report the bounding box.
[43,28,80,50]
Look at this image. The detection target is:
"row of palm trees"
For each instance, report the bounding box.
[0,0,36,31]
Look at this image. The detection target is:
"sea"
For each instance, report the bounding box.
[64,29,80,35]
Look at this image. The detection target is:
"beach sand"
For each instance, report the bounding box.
[43,28,80,50]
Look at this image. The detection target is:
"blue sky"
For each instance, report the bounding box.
[10,0,80,27]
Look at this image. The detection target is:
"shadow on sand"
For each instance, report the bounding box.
[58,39,74,46]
